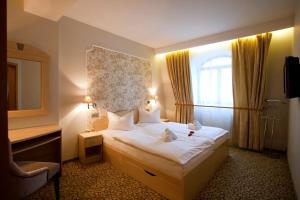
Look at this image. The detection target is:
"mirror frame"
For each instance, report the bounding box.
[7,41,48,118]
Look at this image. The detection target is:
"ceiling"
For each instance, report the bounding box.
[25,0,296,49]
[24,0,76,21]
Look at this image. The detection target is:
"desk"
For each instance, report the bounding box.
[9,125,62,166]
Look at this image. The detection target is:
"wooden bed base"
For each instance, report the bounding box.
[103,139,229,200]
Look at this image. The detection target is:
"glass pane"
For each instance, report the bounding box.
[7,58,41,111]
[190,45,233,107]
[199,69,218,105]
[220,68,233,106]
[202,57,231,68]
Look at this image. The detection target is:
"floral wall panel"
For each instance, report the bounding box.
[87,46,152,113]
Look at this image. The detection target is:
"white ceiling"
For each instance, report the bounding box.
[24,0,77,21]
[64,0,296,48]
[24,0,296,49]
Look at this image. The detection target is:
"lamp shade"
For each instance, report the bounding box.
[84,96,92,104]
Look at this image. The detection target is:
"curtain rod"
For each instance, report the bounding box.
[175,103,263,111]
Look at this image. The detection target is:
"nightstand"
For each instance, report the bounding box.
[160,118,169,122]
[78,131,103,164]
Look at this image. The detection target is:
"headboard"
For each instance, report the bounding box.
[92,109,139,131]
[86,45,152,131]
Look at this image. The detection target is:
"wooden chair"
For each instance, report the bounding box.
[8,140,61,199]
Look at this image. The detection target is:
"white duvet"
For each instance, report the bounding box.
[108,122,227,165]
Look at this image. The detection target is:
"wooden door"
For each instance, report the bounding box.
[7,63,18,110]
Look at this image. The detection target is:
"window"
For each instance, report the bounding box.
[190,44,233,107]
[195,56,232,106]
[190,42,233,131]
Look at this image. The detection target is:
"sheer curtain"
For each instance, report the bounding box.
[190,42,233,131]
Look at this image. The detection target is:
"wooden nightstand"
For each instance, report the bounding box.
[160,118,169,122]
[78,131,103,164]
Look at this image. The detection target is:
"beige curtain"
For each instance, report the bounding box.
[231,33,272,151]
[166,50,194,123]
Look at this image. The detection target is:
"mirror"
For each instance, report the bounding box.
[7,58,41,110]
[8,41,48,118]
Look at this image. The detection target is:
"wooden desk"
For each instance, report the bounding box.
[9,125,62,166]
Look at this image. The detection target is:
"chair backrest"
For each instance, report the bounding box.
[8,140,28,177]
[8,139,29,199]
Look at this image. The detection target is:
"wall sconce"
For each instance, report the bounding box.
[149,87,157,96]
[152,95,158,103]
[147,87,159,105]
[84,95,96,109]
[147,95,159,104]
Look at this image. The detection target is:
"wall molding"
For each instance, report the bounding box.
[155,15,295,54]
[87,44,150,61]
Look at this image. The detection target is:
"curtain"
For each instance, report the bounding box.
[166,50,193,123]
[190,43,233,131]
[232,33,272,151]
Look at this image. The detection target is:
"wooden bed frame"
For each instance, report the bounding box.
[93,113,229,200]
[103,139,229,200]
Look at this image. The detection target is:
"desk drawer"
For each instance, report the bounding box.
[12,131,61,163]
[84,136,102,148]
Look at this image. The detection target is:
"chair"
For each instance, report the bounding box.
[8,141,61,199]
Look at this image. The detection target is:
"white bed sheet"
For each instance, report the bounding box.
[100,122,229,179]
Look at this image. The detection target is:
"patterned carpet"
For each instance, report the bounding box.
[27,148,296,200]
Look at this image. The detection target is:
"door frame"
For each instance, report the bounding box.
[1,0,10,198]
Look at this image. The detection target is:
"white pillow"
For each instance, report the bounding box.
[107,111,135,131]
[139,107,160,123]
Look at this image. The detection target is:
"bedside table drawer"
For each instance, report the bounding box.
[84,136,102,148]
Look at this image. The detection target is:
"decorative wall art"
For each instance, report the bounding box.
[87,45,152,113]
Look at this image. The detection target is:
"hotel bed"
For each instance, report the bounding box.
[97,121,229,200]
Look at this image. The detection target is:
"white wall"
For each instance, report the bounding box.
[58,17,154,160]
[7,0,59,129]
[154,56,176,121]
[288,0,300,197]
[265,28,293,150]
